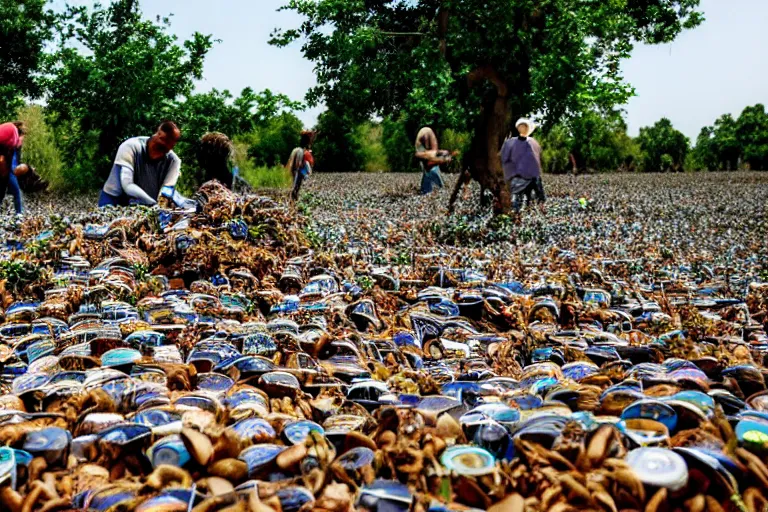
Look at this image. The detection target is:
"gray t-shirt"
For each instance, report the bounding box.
[102,136,181,201]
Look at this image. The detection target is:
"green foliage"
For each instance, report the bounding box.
[234,137,292,190]
[637,118,690,172]
[313,111,365,172]
[14,105,64,189]
[540,125,573,174]
[0,0,57,119]
[570,112,641,172]
[242,112,304,168]
[0,259,41,294]
[45,0,214,190]
[382,117,415,173]
[172,88,304,190]
[272,0,703,142]
[735,104,768,170]
[690,106,768,171]
[355,122,388,173]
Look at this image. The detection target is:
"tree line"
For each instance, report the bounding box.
[3,0,767,196]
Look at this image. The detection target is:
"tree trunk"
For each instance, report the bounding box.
[464,66,512,214]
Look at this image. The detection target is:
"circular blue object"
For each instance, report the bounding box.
[621,399,678,432]
[231,418,276,443]
[239,444,285,476]
[282,420,324,445]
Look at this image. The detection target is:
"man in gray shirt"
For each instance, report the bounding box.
[99,121,182,207]
[500,118,545,213]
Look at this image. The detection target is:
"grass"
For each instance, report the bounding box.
[233,140,293,190]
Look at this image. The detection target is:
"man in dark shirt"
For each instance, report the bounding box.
[500,118,545,213]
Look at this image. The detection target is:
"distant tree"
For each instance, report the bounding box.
[570,112,640,173]
[312,111,365,173]
[45,0,213,189]
[539,125,573,174]
[382,117,416,173]
[637,118,689,172]
[736,104,768,170]
[0,0,57,118]
[273,0,703,213]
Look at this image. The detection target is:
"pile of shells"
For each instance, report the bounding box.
[0,174,767,511]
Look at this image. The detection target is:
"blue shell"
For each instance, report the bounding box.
[665,390,715,416]
[335,447,375,472]
[509,394,543,410]
[282,420,324,445]
[441,381,484,402]
[132,409,182,428]
[416,395,461,414]
[239,444,285,476]
[230,418,276,443]
[214,355,277,375]
[49,371,86,385]
[621,400,678,432]
[173,394,218,413]
[101,348,142,368]
[197,372,235,394]
[393,332,420,350]
[86,487,138,511]
[12,372,50,394]
[242,333,277,357]
[358,480,413,508]
[460,403,520,427]
[259,372,301,391]
[0,446,16,488]
[562,362,599,382]
[735,419,768,442]
[23,427,71,464]
[276,486,315,512]
[148,436,191,469]
[98,423,152,447]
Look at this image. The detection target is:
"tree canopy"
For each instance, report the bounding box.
[0,0,57,118]
[273,0,703,211]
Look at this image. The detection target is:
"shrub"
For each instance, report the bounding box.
[312,111,365,172]
[14,105,64,189]
[382,117,414,172]
[355,122,388,172]
[233,140,292,190]
[246,112,303,168]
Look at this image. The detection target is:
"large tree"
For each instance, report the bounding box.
[0,0,57,118]
[272,0,703,212]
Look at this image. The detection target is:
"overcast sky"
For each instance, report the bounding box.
[63,0,768,140]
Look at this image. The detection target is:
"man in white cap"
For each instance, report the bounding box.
[500,118,545,214]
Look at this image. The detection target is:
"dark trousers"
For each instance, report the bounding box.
[8,173,22,214]
[291,170,306,201]
[511,177,545,212]
[98,190,131,207]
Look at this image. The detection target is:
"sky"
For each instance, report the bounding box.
[63,0,767,141]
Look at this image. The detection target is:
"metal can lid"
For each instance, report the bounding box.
[626,447,688,491]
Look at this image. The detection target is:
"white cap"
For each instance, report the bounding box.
[515,118,536,136]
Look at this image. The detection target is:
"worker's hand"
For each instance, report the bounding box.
[13,164,30,176]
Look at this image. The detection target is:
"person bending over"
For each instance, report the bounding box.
[99,121,182,207]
